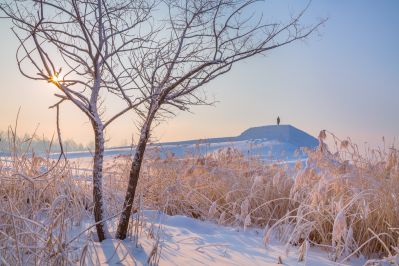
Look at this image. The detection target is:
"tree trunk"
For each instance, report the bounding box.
[115,122,151,240]
[92,122,107,241]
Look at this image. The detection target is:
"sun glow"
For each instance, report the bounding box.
[50,74,60,84]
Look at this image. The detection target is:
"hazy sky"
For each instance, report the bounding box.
[0,0,398,147]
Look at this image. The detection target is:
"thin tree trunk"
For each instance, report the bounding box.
[92,122,106,241]
[115,121,151,240]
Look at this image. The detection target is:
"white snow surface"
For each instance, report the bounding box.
[84,211,364,266]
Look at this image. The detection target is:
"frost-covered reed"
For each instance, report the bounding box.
[1,130,398,264]
[122,133,398,262]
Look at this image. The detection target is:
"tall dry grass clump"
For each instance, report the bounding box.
[140,147,294,227]
[285,133,399,262]
[110,135,398,262]
[0,130,93,265]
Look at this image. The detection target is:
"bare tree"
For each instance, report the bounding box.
[115,0,326,239]
[0,0,154,241]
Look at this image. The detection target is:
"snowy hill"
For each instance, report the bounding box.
[59,124,319,161]
[237,125,319,148]
[155,124,318,147]
[141,124,319,161]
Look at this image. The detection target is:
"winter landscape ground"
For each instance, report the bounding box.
[1,125,398,265]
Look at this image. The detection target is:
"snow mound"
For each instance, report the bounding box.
[237,125,319,148]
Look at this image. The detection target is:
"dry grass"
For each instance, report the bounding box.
[0,132,161,265]
[1,131,398,265]
[123,133,398,262]
[0,144,91,265]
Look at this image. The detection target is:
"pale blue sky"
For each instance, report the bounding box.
[0,1,398,147]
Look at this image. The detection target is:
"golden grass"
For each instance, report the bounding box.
[127,135,398,262]
[0,132,398,265]
[0,149,92,265]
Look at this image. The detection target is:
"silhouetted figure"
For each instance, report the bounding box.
[277,116,280,126]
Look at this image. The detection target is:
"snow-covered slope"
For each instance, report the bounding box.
[60,125,319,161]
[88,211,364,266]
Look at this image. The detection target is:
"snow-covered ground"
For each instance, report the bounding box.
[85,211,364,266]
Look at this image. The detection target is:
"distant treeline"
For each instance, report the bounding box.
[0,131,93,154]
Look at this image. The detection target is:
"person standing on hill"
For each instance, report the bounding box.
[277,116,281,126]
